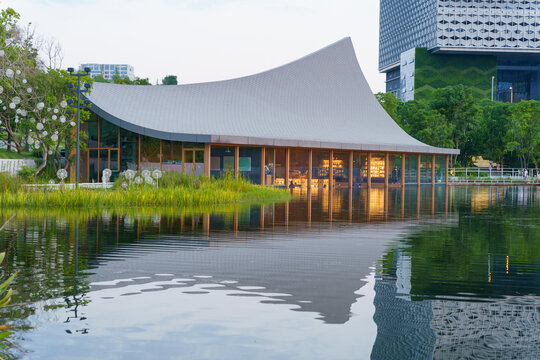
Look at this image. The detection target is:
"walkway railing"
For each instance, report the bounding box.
[449,167,540,184]
[0,159,36,175]
[23,183,114,190]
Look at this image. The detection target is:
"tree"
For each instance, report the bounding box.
[504,100,540,168]
[430,85,481,165]
[162,75,178,85]
[0,7,39,154]
[477,100,511,167]
[398,101,454,149]
[376,92,401,122]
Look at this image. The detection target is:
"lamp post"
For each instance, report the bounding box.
[67,67,91,188]
[509,86,513,103]
[491,75,495,101]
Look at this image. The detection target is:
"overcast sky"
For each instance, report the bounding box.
[2,0,386,92]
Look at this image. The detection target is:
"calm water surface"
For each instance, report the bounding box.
[0,186,539,359]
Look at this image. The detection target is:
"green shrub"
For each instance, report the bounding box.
[17,166,36,182]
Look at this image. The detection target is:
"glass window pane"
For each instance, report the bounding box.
[313,150,329,189]
[333,152,349,188]
[183,142,204,149]
[162,141,183,173]
[289,149,308,188]
[264,148,275,185]
[120,128,138,143]
[420,155,432,183]
[99,149,108,181]
[100,119,119,148]
[353,153,368,186]
[120,141,137,171]
[184,150,193,163]
[435,156,446,183]
[195,150,204,177]
[371,153,386,184]
[274,149,286,186]
[405,154,418,184]
[239,147,261,184]
[211,146,234,178]
[388,154,402,185]
[140,136,161,170]
[88,119,98,148]
[89,149,98,182]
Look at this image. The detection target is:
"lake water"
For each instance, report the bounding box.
[0,186,538,359]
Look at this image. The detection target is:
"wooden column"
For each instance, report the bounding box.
[285,148,290,189]
[384,153,389,188]
[308,149,313,190]
[349,151,353,189]
[417,154,421,185]
[401,153,406,186]
[445,154,449,185]
[204,143,211,178]
[431,154,436,185]
[367,152,372,188]
[329,150,334,189]
[260,147,266,186]
[234,146,239,178]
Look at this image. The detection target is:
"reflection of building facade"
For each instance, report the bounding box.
[81,38,457,184]
[380,0,540,102]
[372,243,540,359]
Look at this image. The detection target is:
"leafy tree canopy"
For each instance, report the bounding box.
[162,75,178,85]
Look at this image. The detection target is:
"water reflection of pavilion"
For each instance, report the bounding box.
[87,187,452,325]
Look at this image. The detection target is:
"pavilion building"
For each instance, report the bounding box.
[80,37,458,188]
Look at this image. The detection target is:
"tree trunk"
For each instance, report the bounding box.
[35,148,48,176]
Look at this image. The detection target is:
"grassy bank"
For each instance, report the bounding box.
[0,172,291,208]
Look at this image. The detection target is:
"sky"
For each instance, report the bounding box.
[2,0,386,92]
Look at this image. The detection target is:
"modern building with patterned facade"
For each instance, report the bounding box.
[380,0,540,102]
[80,38,458,188]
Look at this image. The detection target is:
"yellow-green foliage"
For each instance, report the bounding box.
[0,252,16,341]
[0,176,290,209]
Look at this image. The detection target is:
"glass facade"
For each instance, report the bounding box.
[82,117,449,186]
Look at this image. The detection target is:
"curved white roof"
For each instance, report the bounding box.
[86,38,458,154]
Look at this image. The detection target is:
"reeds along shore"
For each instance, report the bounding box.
[0,172,290,208]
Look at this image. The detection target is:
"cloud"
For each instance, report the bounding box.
[2,0,385,91]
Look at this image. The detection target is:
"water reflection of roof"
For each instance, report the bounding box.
[87,221,414,324]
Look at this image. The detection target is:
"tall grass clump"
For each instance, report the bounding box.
[0,173,22,193]
[0,171,290,209]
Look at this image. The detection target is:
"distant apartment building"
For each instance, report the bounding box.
[80,63,135,81]
[380,0,540,102]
